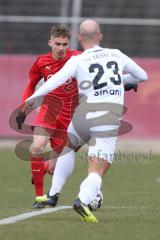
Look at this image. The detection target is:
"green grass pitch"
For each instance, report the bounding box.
[0,148,160,240]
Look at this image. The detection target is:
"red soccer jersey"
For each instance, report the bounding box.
[22,50,80,130]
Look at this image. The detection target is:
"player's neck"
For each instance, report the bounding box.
[82,42,100,50]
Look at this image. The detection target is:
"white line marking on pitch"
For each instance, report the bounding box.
[0,206,71,225]
[1,205,158,226]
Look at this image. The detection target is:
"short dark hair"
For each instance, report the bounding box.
[50,25,71,39]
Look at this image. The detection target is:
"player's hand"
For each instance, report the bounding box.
[25,100,34,109]
[19,100,35,113]
[124,83,138,92]
[16,100,35,129]
[16,110,26,130]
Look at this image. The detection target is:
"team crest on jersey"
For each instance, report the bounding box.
[45,66,52,71]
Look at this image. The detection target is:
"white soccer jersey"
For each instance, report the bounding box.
[27,45,147,106]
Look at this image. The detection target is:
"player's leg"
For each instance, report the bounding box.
[73,163,105,223]
[36,123,83,206]
[30,96,64,208]
[36,147,76,206]
[73,137,117,222]
[30,126,50,208]
[48,124,85,198]
[49,148,75,194]
[44,158,56,175]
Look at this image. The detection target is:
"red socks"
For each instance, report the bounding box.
[30,157,46,196]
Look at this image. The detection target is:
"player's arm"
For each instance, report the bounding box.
[26,56,77,102]
[121,52,148,84]
[120,53,148,92]
[21,60,43,110]
[16,60,43,129]
[122,74,139,92]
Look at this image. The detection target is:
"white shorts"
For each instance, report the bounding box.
[88,136,117,164]
[67,121,118,164]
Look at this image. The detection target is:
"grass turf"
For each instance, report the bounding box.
[0,148,160,240]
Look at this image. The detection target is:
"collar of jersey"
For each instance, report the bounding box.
[84,45,103,53]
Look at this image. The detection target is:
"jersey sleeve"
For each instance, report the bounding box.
[26,56,78,102]
[22,59,43,102]
[119,51,148,84]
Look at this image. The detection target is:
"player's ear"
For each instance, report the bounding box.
[77,34,82,44]
[48,39,52,47]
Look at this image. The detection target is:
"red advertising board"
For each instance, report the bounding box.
[0,55,159,139]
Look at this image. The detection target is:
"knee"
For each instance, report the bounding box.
[30,141,46,155]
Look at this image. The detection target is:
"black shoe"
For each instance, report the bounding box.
[36,193,59,207]
[32,201,45,209]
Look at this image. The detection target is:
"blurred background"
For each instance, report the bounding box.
[0,0,159,153]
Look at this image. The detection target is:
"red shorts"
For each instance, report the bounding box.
[34,98,73,154]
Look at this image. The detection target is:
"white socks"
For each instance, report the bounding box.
[49,149,75,196]
[78,172,102,205]
[49,148,102,206]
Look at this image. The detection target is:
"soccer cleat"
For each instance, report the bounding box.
[36,193,59,207]
[32,201,45,209]
[73,198,98,223]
